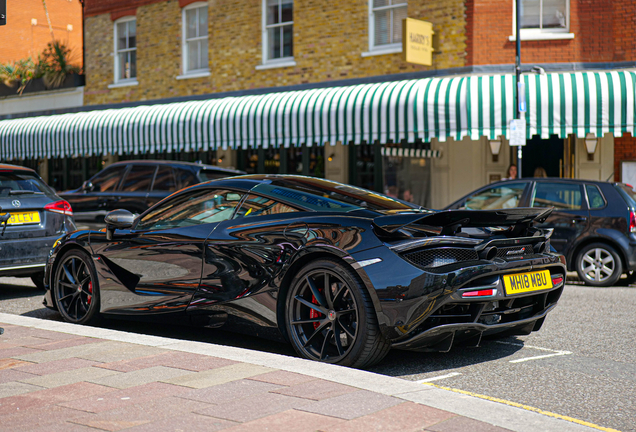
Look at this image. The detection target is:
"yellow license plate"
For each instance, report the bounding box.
[503,270,553,295]
[1,211,41,225]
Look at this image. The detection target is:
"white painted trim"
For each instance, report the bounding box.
[255,60,296,70]
[176,71,211,80]
[108,80,139,89]
[181,2,209,75]
[368,0,407,52]
[361,44,402,57]
[113,16,137,84]
[508,32,574,41]
[511,0,570,38]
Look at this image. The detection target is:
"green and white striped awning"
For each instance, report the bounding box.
[1,70,635,160]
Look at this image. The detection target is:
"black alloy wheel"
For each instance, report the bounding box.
[285,259,390,368]
[53,250,101,325]
[575,242,623,287]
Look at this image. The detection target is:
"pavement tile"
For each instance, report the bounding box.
[163,362,276,388]
[0,347,43,358]
[0,368,38,383]
[179,378,285,404]
[58,382,192,413]
[13,357,100,376]
[31,422,102,432]
[324,401,457,432]
[0,336,53,347]
[124,413,237,432]
[425,416,514,432]
[13,341,167,364]
[25,381,116,404]
[19,366,120,389]
[196,392,314,423]
[69,396,212,432]
[29,337,101,351]
[0,358,33,370]
[247,370,318,386]
[0,326,75,341]
[222,408,345,432]
[96,351,237,372]
[271,378,358,401]
[0,394,52,415]
[0,403,88,432]
[0,381,44,398]
[296,389,403,420]
[88,365,193,389]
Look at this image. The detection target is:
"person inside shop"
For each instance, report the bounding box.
[503,164,518,180]
[533,166,548,177]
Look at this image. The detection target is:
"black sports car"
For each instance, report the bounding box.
[44,175,566,367]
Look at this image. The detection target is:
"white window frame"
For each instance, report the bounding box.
[258,0,295,70]
[365,0,407,56]
[179,2,210,79]
[509,0,574,41]
[111,16,138,87]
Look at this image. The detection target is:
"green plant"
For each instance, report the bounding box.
[41,40,82,89]
[0,58,36,94]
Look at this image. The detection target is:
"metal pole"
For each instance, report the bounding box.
[515,0,522,179]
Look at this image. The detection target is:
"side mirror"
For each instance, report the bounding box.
[82,180,94,192]
[104,209,135,240]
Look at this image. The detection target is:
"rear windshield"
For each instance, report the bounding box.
[616,184,636,208]
[0,172,54,198]
[198,169,236,182]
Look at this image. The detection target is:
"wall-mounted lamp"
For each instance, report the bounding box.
[489,138,502,162]
[217,154,225,164]
[585,133,598,161]
[327,153,335,162]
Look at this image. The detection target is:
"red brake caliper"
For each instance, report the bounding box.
[87,281,93,305]
[309,295,320,329]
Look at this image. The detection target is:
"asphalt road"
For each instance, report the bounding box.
[1,276,634,432]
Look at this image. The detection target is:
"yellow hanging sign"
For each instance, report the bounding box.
[403,18,435,66]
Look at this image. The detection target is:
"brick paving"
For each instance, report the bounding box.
[0,319,594,432]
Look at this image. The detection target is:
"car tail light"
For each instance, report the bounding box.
[551,276,564,286]
[44,200,73,216]
[462,289,495,298]
[630,210,636,233]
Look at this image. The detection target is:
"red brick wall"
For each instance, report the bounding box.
[0,0,83,66]
[84,0,164,17]
[466,0,634,66]
[615,135,636,183]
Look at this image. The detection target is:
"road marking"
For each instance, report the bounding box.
[496,341,572,363]
[415,372,462,383]
[422,382,621,432]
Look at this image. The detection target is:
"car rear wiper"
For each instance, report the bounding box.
[8,190,44,195]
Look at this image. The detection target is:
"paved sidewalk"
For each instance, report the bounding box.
[0,313,600,432]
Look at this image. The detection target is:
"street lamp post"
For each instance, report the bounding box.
[515,0,523,179]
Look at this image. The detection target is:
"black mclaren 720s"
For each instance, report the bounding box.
[44,175,566,367]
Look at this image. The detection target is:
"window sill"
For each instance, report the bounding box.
[508,32,575,42]
[361,45,403,57]
[255,60,297,70]
[176,71,211,80]
[108,80,139,89]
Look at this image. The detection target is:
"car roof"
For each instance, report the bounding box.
[0,163,38,174]
[493,177,619,186]
[107,159,245,174]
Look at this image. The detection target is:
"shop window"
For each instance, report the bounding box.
[512,0,571,40]
[182,3,209,74]
[114,17,137,83]
[369,0,407,52]
[261,0,294,66]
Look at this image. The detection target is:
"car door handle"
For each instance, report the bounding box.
[572,216,587,222]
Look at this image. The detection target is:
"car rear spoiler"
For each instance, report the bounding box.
[372,207,553,236]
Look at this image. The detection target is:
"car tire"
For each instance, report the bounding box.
[30,272,45,290]
[285,259,390,368]
[53,249,101,325]
[575,243,623,287]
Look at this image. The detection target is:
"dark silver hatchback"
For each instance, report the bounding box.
[0,164,76,288]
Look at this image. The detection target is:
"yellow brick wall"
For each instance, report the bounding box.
[84,0,467,105]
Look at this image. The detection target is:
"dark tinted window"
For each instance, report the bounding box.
[137,189,244,230]
[463,182,526,210]
[531,182,582,210]
[121,165,156,192]
[198,169,234,182]
[236,194,298,219]
[0,172,54,198]
[153,166,177,191]
[616,184,636,208]
[585,185,605,209]
[175,168,198,188]
[90,165,126,192]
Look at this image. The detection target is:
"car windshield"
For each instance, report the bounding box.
[252,178,421,212]
[0,172,52,198]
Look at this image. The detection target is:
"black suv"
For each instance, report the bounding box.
[446,178,636,287]
[60,160,245,224]
[0,163,76,288]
